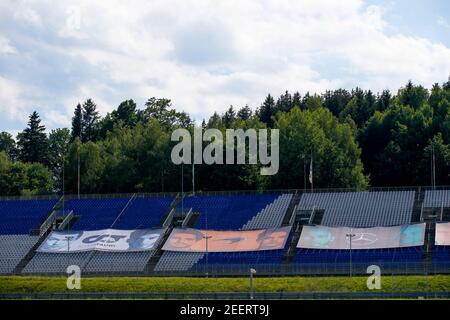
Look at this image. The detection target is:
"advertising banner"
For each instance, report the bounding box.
[297,223,425,250]
[435,222,450,246]
[162,226,291,252]
[37,228,165,253]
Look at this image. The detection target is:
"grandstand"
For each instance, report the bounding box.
[1,187,449,277]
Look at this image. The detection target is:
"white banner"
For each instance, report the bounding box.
[37,228,165,253]
[297,223,425,250]
[435,222,450,246]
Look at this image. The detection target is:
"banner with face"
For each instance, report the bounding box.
[38,228,165,253]
[162,226,291,252]
[297,223,425,249]
[435,222,450,246]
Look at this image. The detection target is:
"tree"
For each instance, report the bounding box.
[270,106,368,189]
[237,105,252,120]
[48,128,71,191]
[71,103,83,141]
[81,99,100,142]
[222,106,236,127]
[276,90,293,113]
[397,80,429,109]
[141,97,192,129]
[322,89,351,116]
[258,94,276,127]
[113,99,138,127]
[0,131,18,160]
[17,111,48,164]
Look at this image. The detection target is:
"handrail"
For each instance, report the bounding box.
[181,208,194,227]
[110,193,136,228]
[58,210,74,231]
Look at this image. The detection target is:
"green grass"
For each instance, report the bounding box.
[0,275,449,294]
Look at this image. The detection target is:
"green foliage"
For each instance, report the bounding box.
[1,275,450,294]
[17,111,49,165]
[0,131,18,160]
[1,77,449,195]
[271,107,368,189]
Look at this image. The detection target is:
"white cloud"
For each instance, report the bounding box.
[0,0,450,129]
[0,36,16,55]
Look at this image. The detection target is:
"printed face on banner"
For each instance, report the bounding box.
[297,224,425,250]
[40,232,83,251]
[38,229,164,253]
[162,226,291,252]
[435,222,450,246]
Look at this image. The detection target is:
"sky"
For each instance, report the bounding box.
[0,0,449,135]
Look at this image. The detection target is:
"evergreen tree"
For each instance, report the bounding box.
[81,99,100,142]
[17,111,48,164]
[71,103,83,141]
[222,106,236,127]
[258,94,276,127]
[237,105,252,120]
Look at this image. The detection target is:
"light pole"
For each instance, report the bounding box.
[346,232,355,277]
[250,268,256,299]
[203,233,212,278]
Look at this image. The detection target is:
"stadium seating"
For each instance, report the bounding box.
[178,194,281,230]
[0,199,57,234]
[64,197,130,230]
[297,191,415,227]
[2,190,450,276]
[0,235,40,274]
[24,195,174,274]
[113,196,174,229]
[154,193,293,272]
[424,190,450,208]
[22,252,91,274]
[432,246,450,269]
[242,193,293,229]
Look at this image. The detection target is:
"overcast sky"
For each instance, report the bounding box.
[1,0,450,134]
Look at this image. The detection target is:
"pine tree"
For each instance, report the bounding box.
[258,94,276,127]
[237,105,252,120]
[17,111,48,164]
[81,99,100,142]
[71,103,83,141]
[222,106,236,127]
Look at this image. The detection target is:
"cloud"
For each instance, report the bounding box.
[0,36,16,55]
[0,0,449,131]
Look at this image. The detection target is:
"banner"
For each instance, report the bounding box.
[297,223,425,250]
[162,226,291,252]
[435,222,450,246]
[38,228,165,253]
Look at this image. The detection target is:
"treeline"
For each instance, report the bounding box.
[0,79,449,196]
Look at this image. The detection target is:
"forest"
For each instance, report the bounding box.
[0,79,449,196]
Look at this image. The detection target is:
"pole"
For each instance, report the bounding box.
[431,144,436,189]
[249,268,256,299]
[346,232,355,277]
[192,162,195,196]
[204,233,212,278]
[181,164,184,216]
[77,147,80,199]
[250,271,253,299]
[303,160,306,190]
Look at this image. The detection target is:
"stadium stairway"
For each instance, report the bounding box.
[423,220,437,268]
[411,188,425,223]
[13,197,65,275]
[281,191,301,226]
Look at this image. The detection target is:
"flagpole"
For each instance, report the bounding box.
[192,162,195,195]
